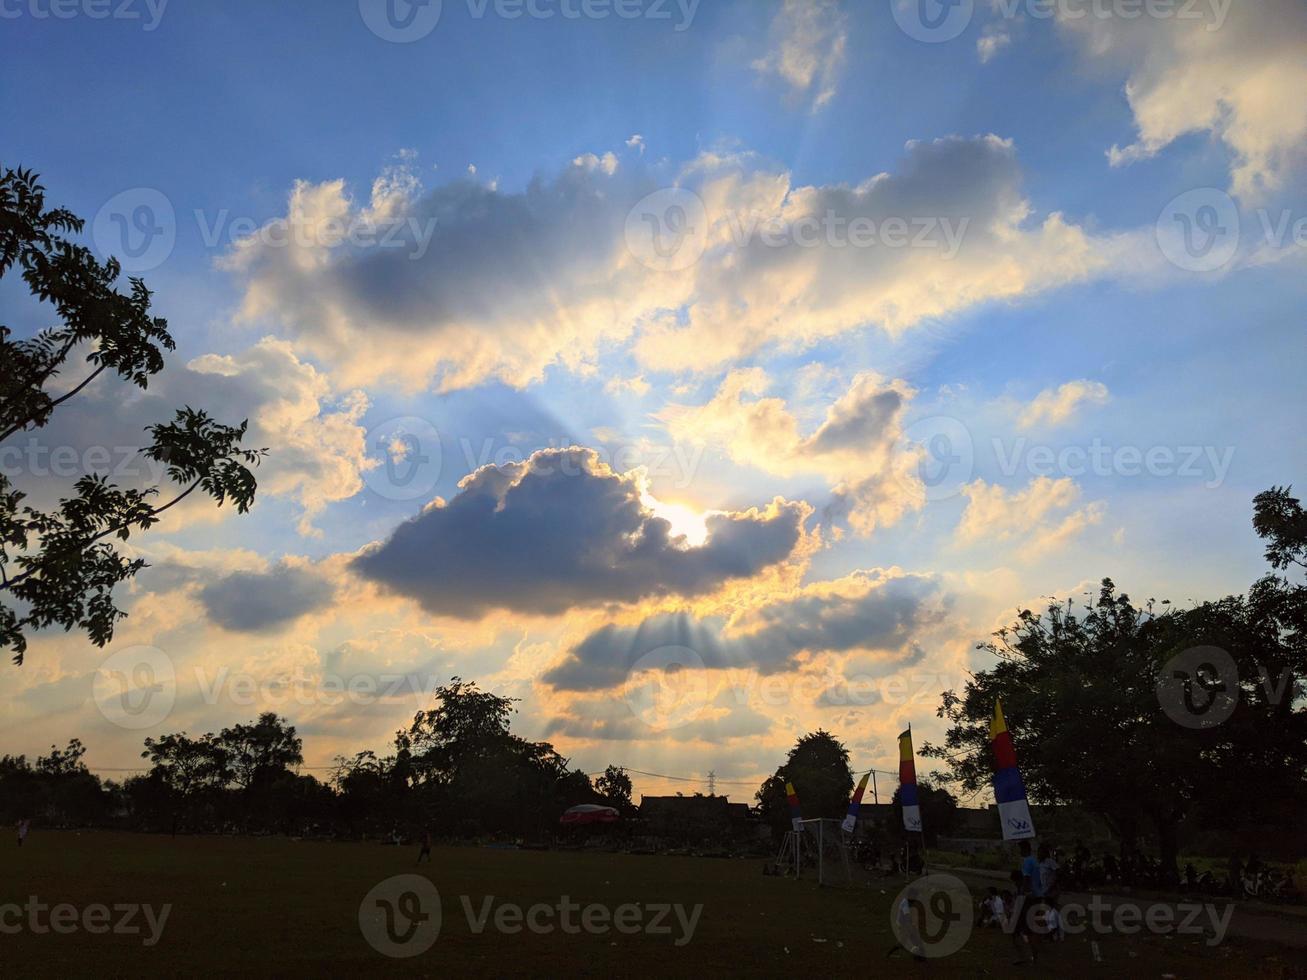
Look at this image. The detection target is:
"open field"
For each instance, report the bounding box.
[3,831,1306,977]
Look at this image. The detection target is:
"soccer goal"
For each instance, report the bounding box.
[775,818,854,886]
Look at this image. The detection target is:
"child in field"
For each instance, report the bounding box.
[978,887,1004,928]
[886,892,926,961]
[17,818,29,847]
[417,828,432,864]
[1043,900,1064,941]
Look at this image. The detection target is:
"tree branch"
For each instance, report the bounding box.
[0,476,203,594]
[0,362,106,443]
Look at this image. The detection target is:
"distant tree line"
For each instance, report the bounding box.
[0,679,635,840]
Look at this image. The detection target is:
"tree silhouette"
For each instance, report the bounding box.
[595,765,634,814]
[926,491,1307,882]
[1254,486,1307,574]
[0,167,265,662]
[755,730,853,839]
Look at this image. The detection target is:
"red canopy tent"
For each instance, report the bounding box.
[559,804,620,826]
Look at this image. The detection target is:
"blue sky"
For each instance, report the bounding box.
[3,0,1305,795]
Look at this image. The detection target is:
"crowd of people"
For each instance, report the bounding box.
[1043,841,1301,901]
[1221,854,1302,901]
[969,840,1299,964]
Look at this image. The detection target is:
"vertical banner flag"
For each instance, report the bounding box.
[785,781,803,833]
[842,772,870,833]
[899,728,922,833]
[990,700,1036,841]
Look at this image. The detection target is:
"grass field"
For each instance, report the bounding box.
[3,831,1306,977]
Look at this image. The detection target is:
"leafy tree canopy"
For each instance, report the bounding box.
[755,730,853,838]
[1,166,264,662]
[924,490,1307,881]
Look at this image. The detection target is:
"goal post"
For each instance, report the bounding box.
[797,817,853,887]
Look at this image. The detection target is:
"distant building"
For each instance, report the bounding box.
[638,794,751,841]
[941,804,1114,848]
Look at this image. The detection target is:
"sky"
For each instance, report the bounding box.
[2,0,1305,802]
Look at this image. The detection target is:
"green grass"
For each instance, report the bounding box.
[2,831,1304,977]
[929,846,1010,871]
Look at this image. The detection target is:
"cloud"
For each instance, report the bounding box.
[221,135,1121,390]
[631,135,1121,373]
[814,681,881,709]
[2,529,522,771]
[183,339,371,535]
[351,448,806,618]
[659,369,924,534]
[198,560,337,632]
[977,23,1012,63]
[1017,379,1110,429]
[958,477,1105,558]
[222,157,656,392]
[1054,0,1307,199]
[543,569,947,690]
[544,686,773,742]
[751,0,848,111]
[4,337,369,536]
[572,151,619,175]
[604,374,652,398]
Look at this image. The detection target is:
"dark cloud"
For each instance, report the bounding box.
[351,448,804,618]
[543,688,772,743]
[543,571,946,691]
[198,562,336,632]
[802,383,905,456]
[814,681,882,710]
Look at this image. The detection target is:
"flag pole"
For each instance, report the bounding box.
[911,721,927,873]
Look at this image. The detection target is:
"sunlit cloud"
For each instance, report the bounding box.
[751,0,848,111]
[352,447,808,618]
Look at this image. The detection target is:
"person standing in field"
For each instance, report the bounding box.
[886,887,926,961]
[17,817,30,847]
[1038,843,1060,902]
[1012,839,1044,965]
[417,828,432,864]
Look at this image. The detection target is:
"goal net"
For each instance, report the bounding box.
[796,818,854,886]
